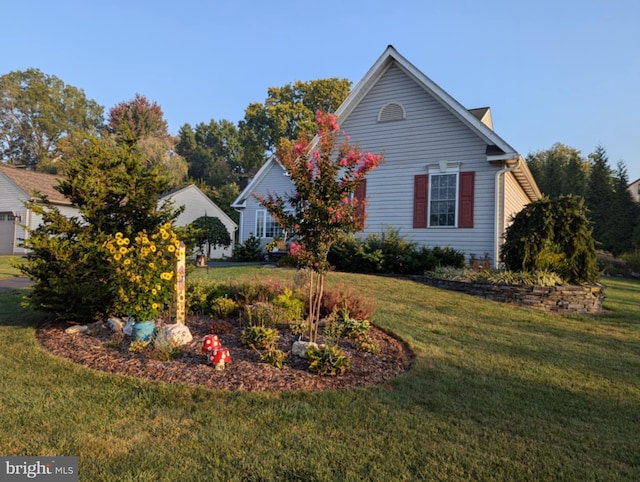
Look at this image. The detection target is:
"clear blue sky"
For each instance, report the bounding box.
[3,0,639,182]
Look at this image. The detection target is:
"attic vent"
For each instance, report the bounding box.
[378,102,406,122]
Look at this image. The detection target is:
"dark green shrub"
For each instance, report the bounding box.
[307,344,350,376]
[234,233,262,261]
[271,288,305,321]
[328,227,465,275]
[210,296,239,318]
[240,325,279,350]
[190,215,232,256]
[243,302,287,328]
[501,195,598,284]
[260,347,288,369]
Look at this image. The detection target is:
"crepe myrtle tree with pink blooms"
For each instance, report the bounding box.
[255,110,382,342]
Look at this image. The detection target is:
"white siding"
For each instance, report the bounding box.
[162,185,237,259]
[339,64,503,261]
[0,173,27,254]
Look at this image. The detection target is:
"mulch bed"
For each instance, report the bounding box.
[35,316,413,392]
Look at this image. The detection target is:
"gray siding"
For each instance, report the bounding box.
[238,161,295,243]
[339,64,503,260]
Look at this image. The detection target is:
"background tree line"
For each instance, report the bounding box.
[0,69,351,223]
[526,143,640,256]
[2,68,637,258]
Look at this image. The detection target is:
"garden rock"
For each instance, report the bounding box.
[292,340,318,358]
[107,317,124,333]
[159,323,193,346]
[65,325,88,335]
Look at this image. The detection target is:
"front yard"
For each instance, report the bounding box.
[0,264,638,481]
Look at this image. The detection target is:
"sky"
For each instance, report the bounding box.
[3,0,639,182]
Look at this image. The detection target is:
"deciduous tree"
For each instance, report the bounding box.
[0,68,104,170]
[256,110,382,342]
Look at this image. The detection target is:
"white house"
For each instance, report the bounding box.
[232,45,541,267]
[0,165,236,258]
[160,184,237,259]
[0,165,80,255]
[628,178,640,203]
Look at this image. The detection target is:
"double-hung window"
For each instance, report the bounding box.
[255,209,285,239]
[413,164,474,229]
[429,173,458,227]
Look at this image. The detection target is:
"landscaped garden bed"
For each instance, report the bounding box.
[35,313,413,392]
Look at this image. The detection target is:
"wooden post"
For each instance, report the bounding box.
[176,241,186,324]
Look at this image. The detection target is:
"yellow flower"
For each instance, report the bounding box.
[114,253,122,261]
[151,289,157,295]
[161,232,169,240]
[150,244,156,252]
[167,245,175,252]
[149,262,156,270]
[115,232,123,239]
[116,238,125,245]
[152,303,159,310]
[156,284,161,291]
[119,247,127,254]
[123,238,130,245]
[163,222,172,230]
[124,259,131,265]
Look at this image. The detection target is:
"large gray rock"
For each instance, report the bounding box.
[158,323,193,346]
[291,340,318,358]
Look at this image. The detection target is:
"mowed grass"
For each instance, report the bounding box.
[0,266,638,481]
[0,255,22,279]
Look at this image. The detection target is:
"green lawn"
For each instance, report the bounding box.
[0,267,638,481]
[0,255,22,279]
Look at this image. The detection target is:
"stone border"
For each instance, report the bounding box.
[406,276,604,315]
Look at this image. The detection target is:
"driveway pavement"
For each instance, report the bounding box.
[0,277,33,291]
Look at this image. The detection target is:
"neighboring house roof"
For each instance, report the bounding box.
[161,184,238,229]
[232,157,288,208]
[0,164,71,205]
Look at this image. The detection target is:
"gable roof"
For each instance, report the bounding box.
[0,164,71,205]
[336,45,540,200]
[232,45,541,208]
[161,184,238,228]
[232,156,288,208]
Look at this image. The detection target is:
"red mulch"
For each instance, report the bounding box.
[35,315,413,392]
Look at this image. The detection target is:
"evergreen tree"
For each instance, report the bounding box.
[18,135,181,321]
[585,145,615,251]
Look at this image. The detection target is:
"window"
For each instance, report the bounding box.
[413,171,475,229]
[429,173,457,226]
[255,209,285,239]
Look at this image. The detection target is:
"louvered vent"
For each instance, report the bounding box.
[378,102,406,122]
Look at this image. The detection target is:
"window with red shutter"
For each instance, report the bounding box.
[458,171,475,228]
[413,174,428,228]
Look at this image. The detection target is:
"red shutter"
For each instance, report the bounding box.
[354,179,367,227]
[458,171,475,228]
[413,174,428,228]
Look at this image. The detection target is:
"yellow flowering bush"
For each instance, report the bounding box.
[105,223,182,321]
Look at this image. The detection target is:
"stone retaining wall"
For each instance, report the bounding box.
[408,276,604,315]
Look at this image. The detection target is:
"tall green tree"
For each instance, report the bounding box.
[240,78,352,155]
[18,135,182,321]
[526,143,589,198]
[585,144,615,251]
[0,68,104,170]
[605,161,640,255]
